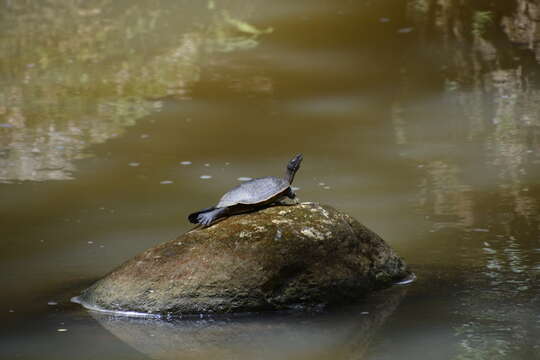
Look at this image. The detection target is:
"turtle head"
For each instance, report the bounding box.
[285,154,303,184]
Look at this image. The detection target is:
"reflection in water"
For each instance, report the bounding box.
[89,287,406,360]
[401,1,540,358]
[0,0,271,182]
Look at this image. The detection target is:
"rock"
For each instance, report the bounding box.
[75,203,411,316]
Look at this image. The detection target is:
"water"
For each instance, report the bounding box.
[1,0,539,359]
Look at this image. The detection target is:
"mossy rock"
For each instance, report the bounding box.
[76,203,410,316]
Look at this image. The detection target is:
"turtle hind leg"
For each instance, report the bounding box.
[195,207,230,226]
[188,206,215,224]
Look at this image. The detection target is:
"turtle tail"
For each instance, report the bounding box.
[188,207,215,224]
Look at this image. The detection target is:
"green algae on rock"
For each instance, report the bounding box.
[75,203,411,316]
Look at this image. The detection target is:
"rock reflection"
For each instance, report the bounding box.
[88,287,406,360]
[0,0,271,183]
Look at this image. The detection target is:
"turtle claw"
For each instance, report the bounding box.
[278,197,298,206]
[197,207,229,227]
[197,213,215,227]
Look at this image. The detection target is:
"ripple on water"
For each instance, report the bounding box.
[200,175,212,179]
[397,27,413,34]
[180,161,192,165]
[238,177,252,181]
[160,180,173,184]
[71,296,160,319]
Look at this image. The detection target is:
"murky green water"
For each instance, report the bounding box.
[1,1,539,359]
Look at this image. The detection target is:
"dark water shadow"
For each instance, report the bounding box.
[87,286,407,360]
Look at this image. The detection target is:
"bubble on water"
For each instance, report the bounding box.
[160,180,173,184]
[140,134,150,139]
[360,311,369,315]
[180,161,192,165]
[8,309,14,313]
[47,301,58,306]
[238,177,252,181]
[225,162,231,166]
[379,17,390,23]
[128,162,140,167]
[200,175,212,179]
[291,186,300,191]
[87,241,94,245]
[57,328,68,332]
[318,182,326,186]
[323,186,331,190]
[204,163,210,167]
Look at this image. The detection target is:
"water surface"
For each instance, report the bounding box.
[1,1,539,359]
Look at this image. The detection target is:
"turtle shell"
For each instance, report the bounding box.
[216,176,290,208]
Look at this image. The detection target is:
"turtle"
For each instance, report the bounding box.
[188,154,303,227]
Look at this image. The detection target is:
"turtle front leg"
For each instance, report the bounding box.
[278,188,299,205]
[277,197,299,206]
[285,187,296,199]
